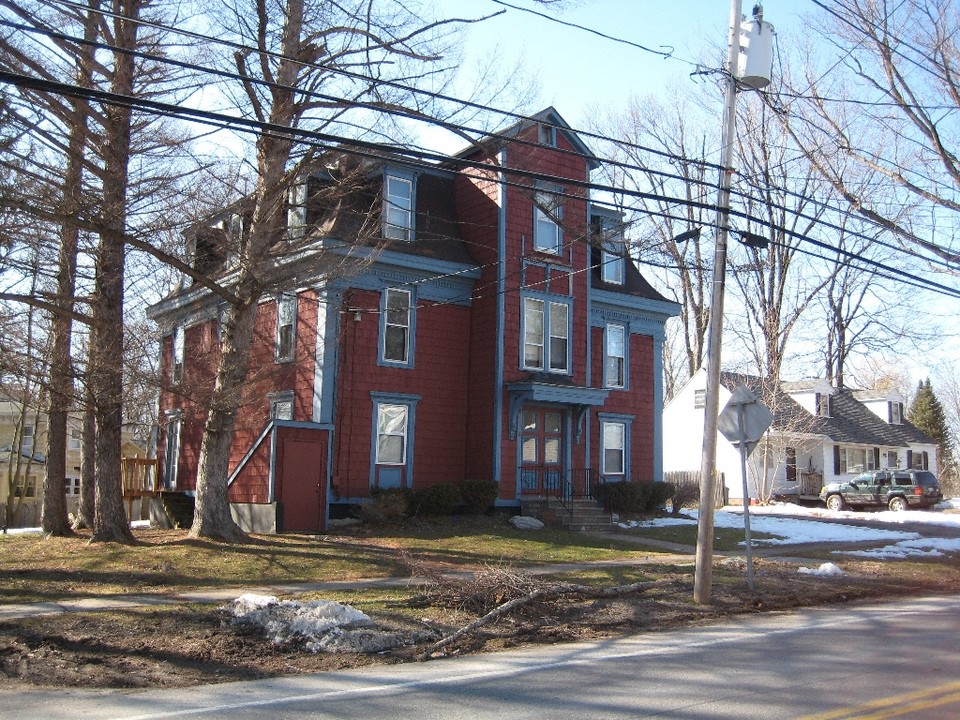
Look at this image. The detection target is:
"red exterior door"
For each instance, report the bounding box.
[519,407,564,495]
[279,438,325,532]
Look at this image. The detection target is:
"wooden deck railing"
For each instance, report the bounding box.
[121,457,158,498]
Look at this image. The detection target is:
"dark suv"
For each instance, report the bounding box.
[820,470,943,512]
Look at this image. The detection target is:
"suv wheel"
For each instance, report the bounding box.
[888,496,908,512]
[825,494,845,511]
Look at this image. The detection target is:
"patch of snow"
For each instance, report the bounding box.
[623,506,960,558]
[225,594,379,652]
[798,562,844,576]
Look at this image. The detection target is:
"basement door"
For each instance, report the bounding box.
[519,407,565,495]
[279,439,325,532]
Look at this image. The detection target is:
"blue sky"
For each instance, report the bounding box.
[425,0,802,150]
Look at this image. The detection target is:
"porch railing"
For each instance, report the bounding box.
[518,466,600,502]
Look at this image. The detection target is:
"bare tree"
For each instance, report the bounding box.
[727,96,834,382]
[779,0,960,265]
[187,0,497,541]
[594,92,714,383]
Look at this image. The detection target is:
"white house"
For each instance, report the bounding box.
[663,369,938,503]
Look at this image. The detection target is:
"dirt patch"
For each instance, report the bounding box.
[3,553,959,690]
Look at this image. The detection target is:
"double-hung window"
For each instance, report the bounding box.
[381,288,414,366]
[383,174,413,241]
[163,413,182,489]
[376,403,408,465]
[604,324,626,388]
[276,293,296,362]
[523,297,569,373]
[533,191,562,254]
[602,421,626,477]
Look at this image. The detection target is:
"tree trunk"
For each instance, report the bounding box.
[72,390,96,530]
[90,0,140,544]
[190,0,304,542]
[41,2,97,537]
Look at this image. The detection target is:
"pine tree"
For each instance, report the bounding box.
[907,379,956,479]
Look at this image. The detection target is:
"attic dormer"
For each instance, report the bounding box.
[785,379,834,418]
[855,388,906,425]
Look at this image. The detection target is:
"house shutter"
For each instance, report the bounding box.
[833,445,841,475]
[922,451,929,471]
[873,447,880,469]
[887,402,892,423]
[906,449,913,469]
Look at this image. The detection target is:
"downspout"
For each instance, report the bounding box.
[493,148,507,490]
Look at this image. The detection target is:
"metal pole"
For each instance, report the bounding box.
[693,0,743,605]
[737,403,755,591]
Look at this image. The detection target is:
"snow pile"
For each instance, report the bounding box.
[225,593,386,653]
[798,562,844,577]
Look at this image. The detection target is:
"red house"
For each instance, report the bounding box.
[148,108,680,533]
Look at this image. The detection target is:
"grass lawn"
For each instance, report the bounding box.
[0,517,673,604]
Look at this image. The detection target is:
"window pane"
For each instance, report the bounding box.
[544,437,560,464]
[384,326,408,362]
[522,437,537,463]
[523,410,538,431]
[544,412,562,433]
[604,449,624,474]
[524,299,544,368]
[378,435,404,464]
[549,303,568,371]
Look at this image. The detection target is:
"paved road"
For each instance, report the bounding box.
[3,594,958,720]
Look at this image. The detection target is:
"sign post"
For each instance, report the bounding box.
[717,384,773,590]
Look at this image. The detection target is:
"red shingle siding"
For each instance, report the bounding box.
[331,288,472,499]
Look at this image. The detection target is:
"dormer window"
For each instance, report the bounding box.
[816,392,831,418]
[287,180,308,239]
[383,173,413,241]
[600,220,625,285]
[889,401,904,425]
[538,122,557,146]
[533,191,562,254]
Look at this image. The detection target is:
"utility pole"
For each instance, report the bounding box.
[693,1,774,605]
[693,0,744,605]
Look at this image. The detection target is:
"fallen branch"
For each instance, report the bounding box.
[418,579,674,661]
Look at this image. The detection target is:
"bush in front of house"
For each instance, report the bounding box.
[409,483,463,516]
[648,481,675,510]
[595,480,675,515]
[356,487,412,525]
[671,478,700,514]
[461,479,498,515]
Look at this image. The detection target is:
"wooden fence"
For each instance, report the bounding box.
[663,470,727,508]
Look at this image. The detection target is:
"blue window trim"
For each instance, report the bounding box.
[520,291,573,375]
[598,413,633,482]
[378,286,416,368]
[604,322,629,390]
[383,168,416,241]
[369,392,421,489]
